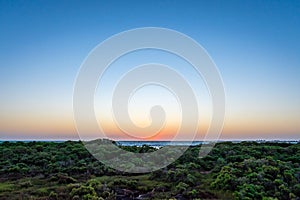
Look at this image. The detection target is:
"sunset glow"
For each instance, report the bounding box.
[0,1,299,141]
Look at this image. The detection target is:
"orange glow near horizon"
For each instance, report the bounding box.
[0,112,299,140]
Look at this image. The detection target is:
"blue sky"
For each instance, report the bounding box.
[0,0,299,140]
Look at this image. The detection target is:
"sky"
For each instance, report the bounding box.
[0,0,299,140]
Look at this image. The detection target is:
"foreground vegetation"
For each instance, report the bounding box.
[0,140,299,199]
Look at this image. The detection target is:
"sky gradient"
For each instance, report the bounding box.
[0,0,299,140]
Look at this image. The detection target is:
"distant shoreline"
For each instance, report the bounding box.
[0,140,299,145]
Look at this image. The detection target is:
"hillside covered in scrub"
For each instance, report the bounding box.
[0,140,299,199]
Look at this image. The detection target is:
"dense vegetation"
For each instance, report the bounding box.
[0,140,299,199]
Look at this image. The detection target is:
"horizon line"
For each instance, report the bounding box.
[0,139,299,142]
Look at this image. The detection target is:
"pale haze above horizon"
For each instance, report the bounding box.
[0,0,299,141]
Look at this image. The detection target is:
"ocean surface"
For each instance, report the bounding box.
[0,140,298,146]
[116,141,207,147]
[0,140,207,146]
